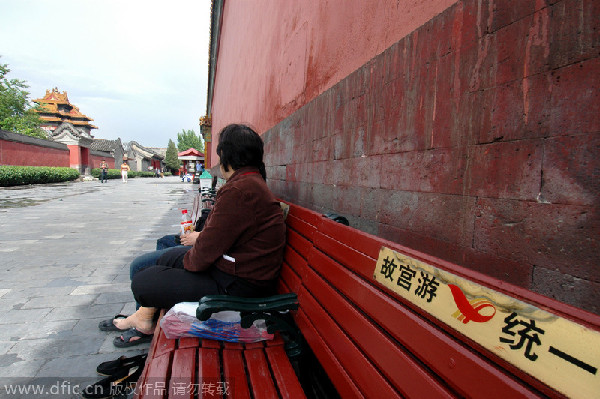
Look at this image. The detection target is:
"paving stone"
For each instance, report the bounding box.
[0,287,76,301]
[0,298,18,311]
[37,352,145,378]
[0,309,52,324]
[0,341,17,355]
[19,320,78,340]
[22,294,96,309]
[8,336,106,361]
[0,323,49,343]
[43,277,87,288]
[44,303,123,322]
[94,291,134,305]
[70,283,130,296]
[0,358,46,378]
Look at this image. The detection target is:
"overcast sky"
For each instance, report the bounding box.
[0,0,211,148]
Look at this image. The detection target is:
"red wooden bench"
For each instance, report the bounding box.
[134,201,600,398]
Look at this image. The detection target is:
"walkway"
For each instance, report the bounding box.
[0,176,198,398]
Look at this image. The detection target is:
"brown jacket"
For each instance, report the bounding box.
[183,166,286,284]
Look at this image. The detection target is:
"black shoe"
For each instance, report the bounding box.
[81,364,143,398]
[113,328,153,348]
[97,354,147,376]
[98,314,130,332]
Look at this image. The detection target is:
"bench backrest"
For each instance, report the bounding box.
[278,201,600,399]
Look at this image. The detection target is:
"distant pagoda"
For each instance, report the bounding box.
[32,88,97,173]
[33,87,97,138]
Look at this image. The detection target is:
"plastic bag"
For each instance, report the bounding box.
[160,302,274,342]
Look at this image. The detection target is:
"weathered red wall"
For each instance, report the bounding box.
[67,145,90,172]
[210,0,457,163]
[213,0,600,314]
[0,136,69,167]
[89,153,115,169]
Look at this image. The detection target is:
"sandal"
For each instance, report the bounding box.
[98,314,129,332]
[81,363,143,398]
[113,328,153,348]
[97,353,147,376]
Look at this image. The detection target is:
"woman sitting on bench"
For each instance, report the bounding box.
[112,124,287,346]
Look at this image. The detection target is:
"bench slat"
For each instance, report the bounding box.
[178,337,200,349]
[302,261,455,398]
[286,228,313,261]
[137,352,172,399]
[198,347,220,376]
[298,285,406,398]
[286,203,320,232]
[286,213,317,244]
[280,263,302,293]
[222,348,251,399]
[153,329,177,359]
[294,309,363,399]
[170,348,196,399]
[245,348,280,399]
[284,244,307,277]
[312,229,375,282]
[265,345,307,399]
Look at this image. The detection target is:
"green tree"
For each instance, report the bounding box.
[164,139,180,172]
[0,60,46,139]
[177,129,204,153]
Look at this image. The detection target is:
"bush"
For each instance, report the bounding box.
[90,168,121,180]
[0,165,80,186]
[130,171,156,178]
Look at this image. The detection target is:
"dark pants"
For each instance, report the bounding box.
[100,170,107,182]
[131,246,273,310]
[155,234,180,250]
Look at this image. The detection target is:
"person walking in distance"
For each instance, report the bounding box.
[100,159,108,183]
[120,161,130,183]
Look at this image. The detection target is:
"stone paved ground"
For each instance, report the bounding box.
[0,175,198,398]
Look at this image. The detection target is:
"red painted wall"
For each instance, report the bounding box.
[210,0,457,163]
[0,138,69,167]
[212,0,600,315]
[89,153,116,169]
[67,145,81,170]
[67,145,90,172]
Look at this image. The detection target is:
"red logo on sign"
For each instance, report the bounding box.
[449,284,496,324]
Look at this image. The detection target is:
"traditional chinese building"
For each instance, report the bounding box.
[33,88,97,173]
[90,138,125,169]
[178,148,204,176]
[124,141,164,172]
[33,88,97,135]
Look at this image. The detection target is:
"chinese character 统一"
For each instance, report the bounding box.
[380,256,397,282]
[499,312,545,361]
[414,271,439,302]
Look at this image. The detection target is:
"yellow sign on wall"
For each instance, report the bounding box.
[373,247,599,399]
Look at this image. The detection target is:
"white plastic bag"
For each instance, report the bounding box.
[160,302,274,342]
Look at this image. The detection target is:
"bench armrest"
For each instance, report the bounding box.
[196,293,302,357]
[196,293,299,320]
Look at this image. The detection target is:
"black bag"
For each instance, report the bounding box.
[195,209,211,232]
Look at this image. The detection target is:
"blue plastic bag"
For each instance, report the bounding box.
[160,302,273,343]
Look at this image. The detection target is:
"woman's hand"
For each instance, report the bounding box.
[180,231,200,246]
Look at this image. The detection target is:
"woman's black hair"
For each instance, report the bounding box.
[216,124,266,180]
